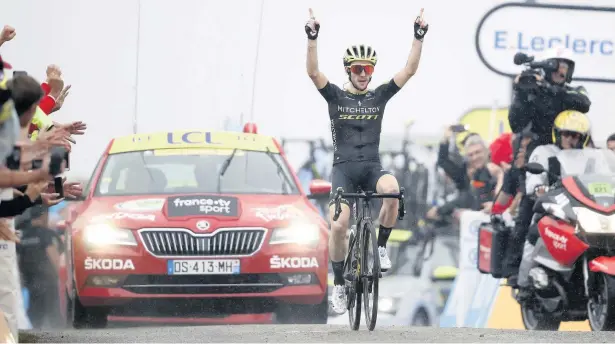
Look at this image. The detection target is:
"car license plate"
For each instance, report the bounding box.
[167,259,240,275]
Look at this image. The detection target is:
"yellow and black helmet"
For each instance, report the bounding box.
[343,44,377,67]
[552,110,591,148]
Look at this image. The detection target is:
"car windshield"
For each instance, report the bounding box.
[95,148,300,196]
[557,148,615,177]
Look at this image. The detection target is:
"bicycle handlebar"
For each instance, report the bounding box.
[332,187,406,222]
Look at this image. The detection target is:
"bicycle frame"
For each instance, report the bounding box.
[331,186,406,330]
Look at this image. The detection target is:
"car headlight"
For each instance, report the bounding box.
[269,223,320,247]
[379,297,400,314]
[83,223,137,247]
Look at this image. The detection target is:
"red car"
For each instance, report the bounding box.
[60,128,331,328]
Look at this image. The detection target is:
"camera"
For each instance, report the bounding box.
[5,146,21,170]
[49,146,69,175]
[513,52,559,92]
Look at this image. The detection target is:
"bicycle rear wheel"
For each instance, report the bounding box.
[361,219,380,331]
[345,228,361,330]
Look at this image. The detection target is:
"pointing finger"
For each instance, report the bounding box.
[420,8,424,20]
[309,8,315,19]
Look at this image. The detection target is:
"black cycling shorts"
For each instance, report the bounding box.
[328,161,393,207]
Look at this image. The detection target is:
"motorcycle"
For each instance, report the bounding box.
[479,148,615,331]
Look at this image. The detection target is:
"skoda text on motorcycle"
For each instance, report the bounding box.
[478,148,615,331]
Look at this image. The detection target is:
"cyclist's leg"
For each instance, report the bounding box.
[327,163,354,315]
[366,162,399,271]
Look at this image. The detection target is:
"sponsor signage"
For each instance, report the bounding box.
[270,255,319,269]
[476,2,615,83]
[168,195,239,217]
[84,257,135,270]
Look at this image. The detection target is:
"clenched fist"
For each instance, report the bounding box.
[0,25,16,45]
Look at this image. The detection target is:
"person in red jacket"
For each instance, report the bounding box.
[489,132,517,214]
[28,65,70,135]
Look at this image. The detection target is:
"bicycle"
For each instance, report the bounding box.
[331,186,406,331]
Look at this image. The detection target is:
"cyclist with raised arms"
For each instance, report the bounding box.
[305,7,429,315]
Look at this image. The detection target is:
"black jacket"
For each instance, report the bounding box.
[0,185,43,218]
[508,83,591,147]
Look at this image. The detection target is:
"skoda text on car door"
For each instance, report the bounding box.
[61,129,332,328]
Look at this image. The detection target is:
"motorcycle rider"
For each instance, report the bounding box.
[504,48,591,282]
[305,8,428,314]
[516,110,592,291]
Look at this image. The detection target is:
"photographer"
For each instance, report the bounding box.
[504,48,591,283]
[509,48,590,154]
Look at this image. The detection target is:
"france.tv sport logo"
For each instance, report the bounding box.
[168,196,239,217]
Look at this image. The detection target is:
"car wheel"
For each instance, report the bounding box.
[411,310,430,327]
[68,285,109,329]
[275,293,328,324]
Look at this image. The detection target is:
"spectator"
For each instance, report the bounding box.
[16,205,63,329]
[425,127,503,222]
[607,133,615,151]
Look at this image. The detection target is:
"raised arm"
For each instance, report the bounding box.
[393,8,429,89]
[305,8,328,89]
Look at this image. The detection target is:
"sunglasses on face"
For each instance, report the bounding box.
[561,131,581,139]
[349,64,374,76]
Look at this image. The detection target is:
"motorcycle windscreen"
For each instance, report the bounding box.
[556,148,615,207]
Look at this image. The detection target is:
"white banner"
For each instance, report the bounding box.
[441,210,499,328]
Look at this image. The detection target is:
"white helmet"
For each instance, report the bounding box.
[540,47,576,83]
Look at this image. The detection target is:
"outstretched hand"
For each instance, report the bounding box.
[305,8,320,40]
[414,8,429,41]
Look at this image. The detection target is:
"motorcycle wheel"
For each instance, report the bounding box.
[520,294,561,330]
[588,273,615,331]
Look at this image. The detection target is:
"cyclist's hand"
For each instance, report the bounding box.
[305,8,320,40]
[414,8,428,41]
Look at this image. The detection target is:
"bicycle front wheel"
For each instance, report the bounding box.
[361,219,380,331]
[345,227,361,330]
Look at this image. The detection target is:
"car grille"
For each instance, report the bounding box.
[139,228,267,257]
[121,274,286,294]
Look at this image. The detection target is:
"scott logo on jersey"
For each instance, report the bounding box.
[338,114,379,120]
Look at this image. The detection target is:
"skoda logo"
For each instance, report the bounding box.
[196,220,210,231]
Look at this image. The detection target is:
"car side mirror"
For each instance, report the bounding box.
[524,162,545,175]
[307,179,332,200]
[431,266,458,282]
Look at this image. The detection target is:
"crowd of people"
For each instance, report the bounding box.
[423,47,615,292]
[0,24,88,333]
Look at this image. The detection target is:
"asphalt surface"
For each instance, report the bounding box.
[19,325,609,343]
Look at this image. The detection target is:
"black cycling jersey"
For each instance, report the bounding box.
[319,79,401,165]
